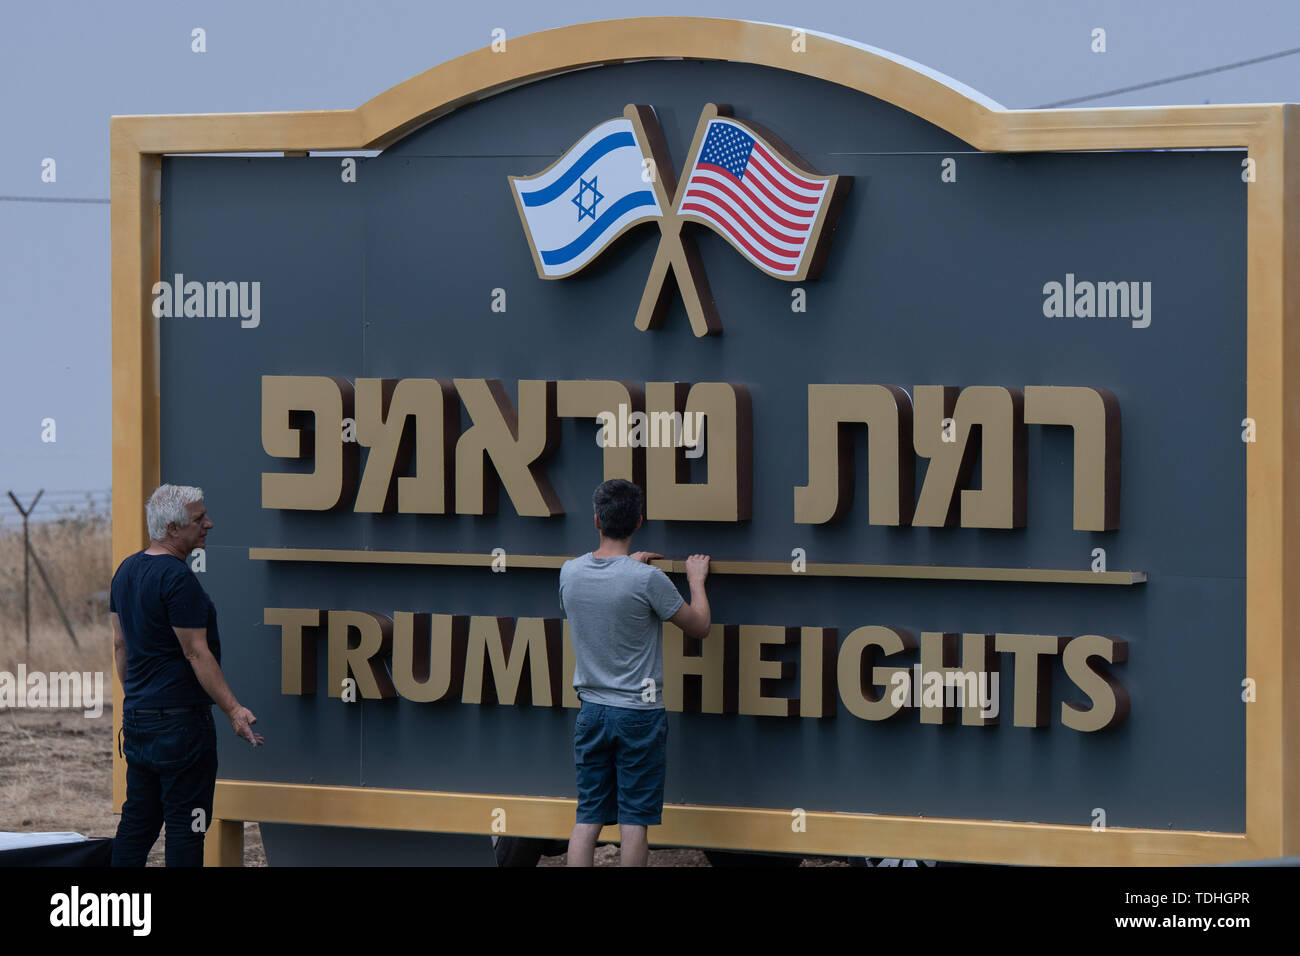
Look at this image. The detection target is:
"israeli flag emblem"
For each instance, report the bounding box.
[510,117,662,278]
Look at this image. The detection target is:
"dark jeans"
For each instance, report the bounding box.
[111,705,217,867]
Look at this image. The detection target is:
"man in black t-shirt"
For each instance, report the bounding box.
[110,484,263,867]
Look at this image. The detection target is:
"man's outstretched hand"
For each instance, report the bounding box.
[685,554,710,584]
[631,551,664,564]
[228,706,264,747]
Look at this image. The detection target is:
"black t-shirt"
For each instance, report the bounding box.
[109,551,221,708]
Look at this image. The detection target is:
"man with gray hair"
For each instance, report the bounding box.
[109,484,263,866]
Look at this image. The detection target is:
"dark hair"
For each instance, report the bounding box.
[593,479,643,540]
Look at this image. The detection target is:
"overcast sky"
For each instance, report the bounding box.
[2,0,1297,519]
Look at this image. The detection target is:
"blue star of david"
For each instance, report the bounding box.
[572,176,602,221]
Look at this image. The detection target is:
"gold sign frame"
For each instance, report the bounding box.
[110,16,1299,866]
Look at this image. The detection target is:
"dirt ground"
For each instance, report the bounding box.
[0,705,266,866]
[1,705,849,866]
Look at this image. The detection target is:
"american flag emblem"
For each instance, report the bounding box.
[678,118,835,279]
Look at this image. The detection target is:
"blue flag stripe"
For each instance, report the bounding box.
[539,191,658,265]
[519,132,638,207]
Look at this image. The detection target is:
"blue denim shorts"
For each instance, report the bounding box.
[573,700,668,826]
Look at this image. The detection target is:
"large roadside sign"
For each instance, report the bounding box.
[111,17,1300,865]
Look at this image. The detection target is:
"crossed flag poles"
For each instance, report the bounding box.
[509,103,852,337]
[625,103,722,337]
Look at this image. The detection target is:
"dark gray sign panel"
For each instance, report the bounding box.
[154,58,1245,839]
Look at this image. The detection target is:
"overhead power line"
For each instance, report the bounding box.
[1036,44,1300,108]
[6,489,111,497]
[0,195,110,204]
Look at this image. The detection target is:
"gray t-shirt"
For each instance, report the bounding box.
[559,553,685,710]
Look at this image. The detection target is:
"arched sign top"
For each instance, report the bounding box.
[110,14,1276,155]
[749,20,1008,110]
[357,17,1005,150]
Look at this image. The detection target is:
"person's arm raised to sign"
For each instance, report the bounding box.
[669,554,711,639]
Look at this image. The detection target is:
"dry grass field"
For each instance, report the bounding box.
[0,503,113,674]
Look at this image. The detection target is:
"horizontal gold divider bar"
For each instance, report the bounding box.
[248,547,1146,585]
[213,780,1248,865]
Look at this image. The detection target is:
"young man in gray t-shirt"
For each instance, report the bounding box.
[560,479,711,866]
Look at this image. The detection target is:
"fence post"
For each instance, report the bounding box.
[7,490,43,653]
[25,544,79,648]
[5,490,81,650]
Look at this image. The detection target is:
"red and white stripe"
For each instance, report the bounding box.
[678,122,829,275]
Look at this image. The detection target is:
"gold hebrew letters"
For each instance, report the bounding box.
[556,379,645,487]
[259,377,1119,530]
[1024,386,1121,530]
[354,378,457,514]
[261,376,358,510]
[914,386,1026,528]
[795,384,914,525]
[645,382,752,521]
[454,379,563,517]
